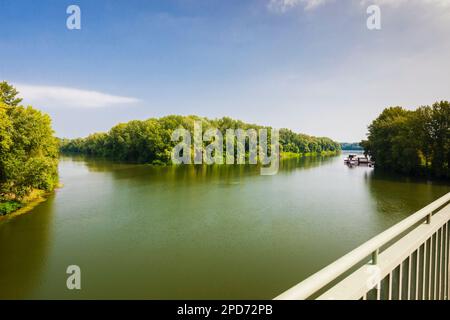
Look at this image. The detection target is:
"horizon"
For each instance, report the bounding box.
[1,0,449,142]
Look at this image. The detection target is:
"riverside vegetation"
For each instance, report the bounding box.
[362,101,450,179]
[0,82,59,216]
[59,117,342,163]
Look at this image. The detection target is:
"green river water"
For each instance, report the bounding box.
[0,153,449,299]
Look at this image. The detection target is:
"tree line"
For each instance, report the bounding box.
[340,143,363,151]
[0,82,59,215]
[362,101,449,178]
[60,116,341,164]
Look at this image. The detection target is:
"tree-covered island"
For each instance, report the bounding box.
[59,117,342,164]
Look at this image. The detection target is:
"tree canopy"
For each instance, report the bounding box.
[0,82,59,211]
[362,101,449,178]
[60,116,341,164]
[0,81,22,107]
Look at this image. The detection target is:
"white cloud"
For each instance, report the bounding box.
[14,84,140,108]
[268,0,450,12]
[360,0,450,7]
[268,0,331,12]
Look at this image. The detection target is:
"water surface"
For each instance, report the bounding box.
[0,154,448,299]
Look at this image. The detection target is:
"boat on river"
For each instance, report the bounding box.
[344,154,374,167]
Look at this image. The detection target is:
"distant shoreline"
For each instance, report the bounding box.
[60,150,341,164]
[280,150,340,159]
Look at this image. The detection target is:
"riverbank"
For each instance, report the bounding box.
[0,189,49,222]
[61,150,342,166]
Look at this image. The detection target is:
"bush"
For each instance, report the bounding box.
[0,201,22,216]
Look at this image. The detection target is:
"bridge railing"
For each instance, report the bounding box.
[274,192,450,300]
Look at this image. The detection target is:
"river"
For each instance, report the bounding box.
[0,153,449,299]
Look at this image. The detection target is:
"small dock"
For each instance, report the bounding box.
[344,154,374,167]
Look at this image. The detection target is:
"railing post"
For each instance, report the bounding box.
[426,213,432,224]
[372,249,379,265]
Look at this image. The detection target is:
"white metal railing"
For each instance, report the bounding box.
[275,192,450,300]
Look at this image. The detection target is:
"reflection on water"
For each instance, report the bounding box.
[0,197,54,299]
[0,154,448,299]
[367,170,450,220]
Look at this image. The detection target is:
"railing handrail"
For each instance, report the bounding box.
[274,192,450,300]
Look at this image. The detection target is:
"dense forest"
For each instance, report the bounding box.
[60,117,341,164]
[0,82,59,215]
[362,101,449,178]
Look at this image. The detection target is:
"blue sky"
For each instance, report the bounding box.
[1,0,449,141]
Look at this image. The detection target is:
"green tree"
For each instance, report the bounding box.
[0,81,22,107]
[428,101,450,177]
[0,82,59,205]
[0,103,13,184]
[363,101,449,178]
[61,116,341,164]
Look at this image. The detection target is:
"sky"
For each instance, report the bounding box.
[0,0,449,142]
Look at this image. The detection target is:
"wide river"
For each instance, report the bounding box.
[0,153,449,299]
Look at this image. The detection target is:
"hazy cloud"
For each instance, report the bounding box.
[268,0,450,12]
[15,84,140,108]
[267,0,331,12]
[360,0,450,7]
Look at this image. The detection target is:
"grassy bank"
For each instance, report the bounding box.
[0,201,23,215]
[0,189,48,221]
